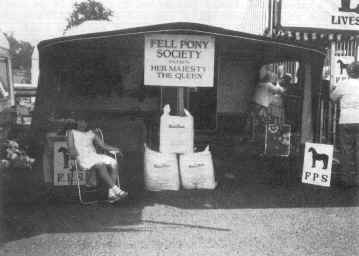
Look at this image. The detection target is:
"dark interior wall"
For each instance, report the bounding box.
[53,41,160,115]
[215,55,259,134]
[217,57,258,114]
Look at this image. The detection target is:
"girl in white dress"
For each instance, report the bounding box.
[68,119,128,203]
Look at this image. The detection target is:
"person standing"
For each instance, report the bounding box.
[250,70,285,141]
[330,61,359,185]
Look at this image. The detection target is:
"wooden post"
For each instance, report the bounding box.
[329,41,336,144]
[177,87,185,116]
[319,100,324,143]
[301,61,313,144]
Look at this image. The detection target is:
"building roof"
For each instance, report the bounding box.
[38,22,325,56]
[63,20,117,37]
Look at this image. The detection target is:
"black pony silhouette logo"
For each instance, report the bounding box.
[337,59,349,75]
[308,147,329,169]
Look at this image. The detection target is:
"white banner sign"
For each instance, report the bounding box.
[144,34,215,87]
[281,0,359,31]
[53,141,86,186]
[333,56,355,86]
[302,142,333,187]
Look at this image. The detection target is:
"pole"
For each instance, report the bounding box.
[177,87,185,116]
[329,41,337,144]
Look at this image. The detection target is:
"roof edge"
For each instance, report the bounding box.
[38,22,326,56]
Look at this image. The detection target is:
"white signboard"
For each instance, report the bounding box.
[53,141,86,186]
[144,34,215,87]
[333,56,355,86]
[281,0,359,31]
[302,142,333,187]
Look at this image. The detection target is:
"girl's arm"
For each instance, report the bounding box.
[93,133,123,157]
[267,82,285,94]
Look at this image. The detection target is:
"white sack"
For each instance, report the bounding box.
[159,104,194,154]
[144,144,180,191]
[179,146,217,190]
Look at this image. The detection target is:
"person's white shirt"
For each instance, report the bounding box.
[253,82,285,108]
[331,78,359,124]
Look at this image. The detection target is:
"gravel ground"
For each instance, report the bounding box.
[1,182,359,256]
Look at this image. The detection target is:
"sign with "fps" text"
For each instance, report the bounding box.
[302,142,333,187]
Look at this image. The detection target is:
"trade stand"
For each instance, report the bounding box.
[32,22,325,193]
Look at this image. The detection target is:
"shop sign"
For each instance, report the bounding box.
[144,34,215,87]
[333,56,355,86]
[281,0,359,31]
[302,142,333,187]
[53,141,86,186]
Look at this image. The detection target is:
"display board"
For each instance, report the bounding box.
[333,56,355,86]
[264,124,291,157]
[144,34,215,87]
[302,142,333,187]
[281,0,359,31]
[53,141,86,186]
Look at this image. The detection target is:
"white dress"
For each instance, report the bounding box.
[72,130,117,170]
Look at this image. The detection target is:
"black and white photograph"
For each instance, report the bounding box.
[0,0,358,255]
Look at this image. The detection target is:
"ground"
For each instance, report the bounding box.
[0,154,358,256]
[1,184,359,256]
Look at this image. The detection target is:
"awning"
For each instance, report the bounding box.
[273,27,359,44]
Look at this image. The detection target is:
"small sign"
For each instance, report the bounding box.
[333,56,355,86]
[265,124,291,157]
[53,141,86,186]
[302,142,333,187]
[144,34,215,87]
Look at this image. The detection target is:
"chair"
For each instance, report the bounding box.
[66,128,120,204]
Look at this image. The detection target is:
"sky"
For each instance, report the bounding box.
[0,0,249,46]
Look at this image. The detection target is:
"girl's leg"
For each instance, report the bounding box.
[94,163,115,188]
[108,161,128,197]
[107,160,120,185]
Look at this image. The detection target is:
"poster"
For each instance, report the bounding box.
[53,141,86,186]
[302,142,333,187]
[264,124,291,157]
[144,34,215,87]
[333,56,355,86]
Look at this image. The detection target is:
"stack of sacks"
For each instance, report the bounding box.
[144,104,216,191]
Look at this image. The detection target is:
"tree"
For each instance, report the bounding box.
[64,0,113,32]
[4,33,34,70]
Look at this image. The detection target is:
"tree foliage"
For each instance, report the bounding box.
[65,0,113,32]
[4,33,34,70]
